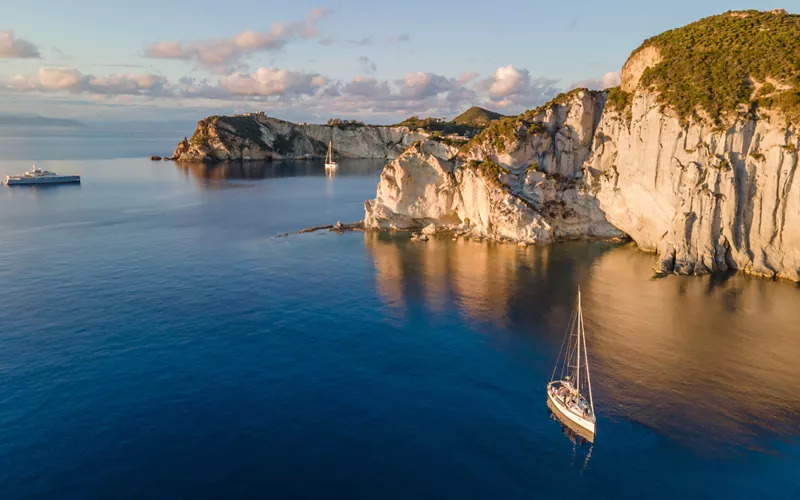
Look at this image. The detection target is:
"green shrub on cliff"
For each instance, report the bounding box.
[327,118,366,129]
[634,10,800,124]
[606,87,633,121]
[464,159,506,187]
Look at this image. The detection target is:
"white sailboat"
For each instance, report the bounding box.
[324,141,338,170]
[547,287,597,441]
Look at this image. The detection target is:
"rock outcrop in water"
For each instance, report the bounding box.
[173,113,426,162]
[365,10,800,281]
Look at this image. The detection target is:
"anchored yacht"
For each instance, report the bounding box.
[547,287,597,441]
[5,165,80,186]
[324,141,338,170]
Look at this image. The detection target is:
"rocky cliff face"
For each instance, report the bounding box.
[365,90,624,244]
[173,113,426,162]
[365,10,800,281]
[588,92,799,281]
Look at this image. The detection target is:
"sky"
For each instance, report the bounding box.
[0,0,792,124]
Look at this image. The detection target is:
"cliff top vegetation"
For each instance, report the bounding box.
[633,9,800,124]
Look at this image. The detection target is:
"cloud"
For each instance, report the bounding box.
[143,8,333,73]
[457,71,479,86]
[219,67,327,96]
[387,33,410,44]
[567,71,621,91]
[476,65,560,109]
[0,31,40,58]
[340,76,392,99]
[397,72,455,100]
[6,67,170,96]
[358,56,376,74]
[3,63,572,122]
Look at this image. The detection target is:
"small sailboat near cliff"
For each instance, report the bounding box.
[325,141,338,170]
[547,287,597,442]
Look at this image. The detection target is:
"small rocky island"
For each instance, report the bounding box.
[176,10,800,282]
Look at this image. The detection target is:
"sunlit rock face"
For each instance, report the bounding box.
[366,88,800,281]
[365,9,800,282]
[588,92,800,281]
[364,92,624,245]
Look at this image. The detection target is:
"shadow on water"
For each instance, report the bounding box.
[175,159,385,188]
[364,233,800,455]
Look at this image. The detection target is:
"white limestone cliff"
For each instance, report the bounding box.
[587,92,800,281]
[364,91,624,244]
[365,80,800,281]
[174,114,426,162]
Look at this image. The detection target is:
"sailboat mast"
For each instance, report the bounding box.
[581,291,595,414]
[575,287,581,393]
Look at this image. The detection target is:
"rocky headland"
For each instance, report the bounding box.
[172,114,429,162]
[365,9,800,281]
[178,10,800,281]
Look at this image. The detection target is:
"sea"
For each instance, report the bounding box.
[0,125,798,499]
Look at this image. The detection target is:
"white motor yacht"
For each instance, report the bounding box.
[5,165,81,185]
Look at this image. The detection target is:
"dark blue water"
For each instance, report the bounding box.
[0,134,799,499]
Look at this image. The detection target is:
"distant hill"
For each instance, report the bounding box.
[451,107,505,127]
[393,107,504,139]
[0,115,86,128]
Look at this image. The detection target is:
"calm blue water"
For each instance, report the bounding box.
[0,132,799,499]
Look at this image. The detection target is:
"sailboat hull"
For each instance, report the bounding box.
[547,386,596,439]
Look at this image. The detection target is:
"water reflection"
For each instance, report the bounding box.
[1,183,82,200]
[365,235,800,452]
[585,246,800,453]
[175,159,384,188]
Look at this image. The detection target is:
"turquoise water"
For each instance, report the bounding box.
[0,140,799,498]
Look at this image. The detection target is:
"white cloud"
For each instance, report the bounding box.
[6,73,38,90]
[219,67,327,96]
[143,8,333,73]
[488,65,528,97]
[457,72,479,85]
[397,72,455,100]
[0,31,40,58]
[6,67,171,97]
[3,63,575,123]
[340,76,392,99]
[476,65,560,110]
[567,71,621,91]
[38,67,84,90]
